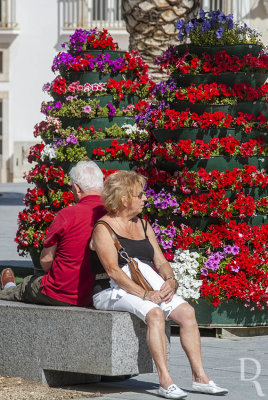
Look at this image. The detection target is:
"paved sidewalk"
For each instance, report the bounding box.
[73,335,268,400]
[0,182,32,267]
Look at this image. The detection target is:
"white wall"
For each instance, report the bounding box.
[1,0,58,181]
[248,0,268,47]
[0,0,129,182]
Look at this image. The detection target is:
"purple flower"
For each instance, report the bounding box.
[55,139,63,147]
[216,26,223,39]
[68,28,96,51]
[202,20,211,32]
[42,83,51,91]
[66,96,73,101]
[231,264,240,273]
[45,105,53,114]
[178,33,184,42]
[231,245,240,255]
[55,101,62,109]
[200,267,208,276]
[227,16,234,30]
[199,9,206,19]
[84,105,91,113]
[185,21,194,35]
[224,245,233,254]
[52,52,75,72]
[66,133,78,145]
[205,259,219,271]
[88,59,95,70]
[107,102,116,117]
[152,225,161,235]
[175,19,185,30]
[162,240,173,250]
[217,13,226,23]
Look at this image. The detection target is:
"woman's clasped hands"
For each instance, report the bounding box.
[145,280,177,304]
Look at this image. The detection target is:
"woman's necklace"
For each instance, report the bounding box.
[115,217,134,237]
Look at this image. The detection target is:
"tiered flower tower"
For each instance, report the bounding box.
[136,10,268,325]
[15,19,268,325]
[15,28,154,270]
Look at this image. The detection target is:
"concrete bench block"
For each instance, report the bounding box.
[0,300,170,385]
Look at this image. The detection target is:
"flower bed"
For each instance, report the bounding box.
[153,80,268,104]
[141,9,268,312]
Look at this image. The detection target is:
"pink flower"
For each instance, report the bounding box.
[84,105,91,113]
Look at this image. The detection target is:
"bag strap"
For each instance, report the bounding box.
[94,220,124,252]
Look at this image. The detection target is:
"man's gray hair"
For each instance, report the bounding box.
[69,161,103,192]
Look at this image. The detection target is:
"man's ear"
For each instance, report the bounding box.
[74,183,82,194]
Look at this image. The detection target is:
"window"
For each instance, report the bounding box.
[0,47,9,81]
[0,100,2,157]
[60,0,125,30]
[92,0,107,21]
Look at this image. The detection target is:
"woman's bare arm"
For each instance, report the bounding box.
[146,222,178,302]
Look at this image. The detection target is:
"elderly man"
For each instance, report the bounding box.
[0,161,105,306]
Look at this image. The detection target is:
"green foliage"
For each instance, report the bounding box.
[56,143,88,162]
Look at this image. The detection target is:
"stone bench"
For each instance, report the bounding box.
[0,300,170,386]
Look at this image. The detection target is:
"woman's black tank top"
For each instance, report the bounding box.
[90,218,154,294]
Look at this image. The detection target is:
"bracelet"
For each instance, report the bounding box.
[166,276,179,290]
[143,290,148,300]
[166,276,176,282]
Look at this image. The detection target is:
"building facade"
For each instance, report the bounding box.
[0,0,128,182]
[0,0,267,182]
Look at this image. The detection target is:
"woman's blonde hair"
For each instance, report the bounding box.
[102,170,146,214]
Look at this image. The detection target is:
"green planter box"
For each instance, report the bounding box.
[224,187,268,200]
[29,248,45,276]
[83,94,139,108]
[236,101,268,114]
[95,160,133,171]
[60,116,135,129]
[153,127,267,143]
[156,215,267,229]
[172,102,233,115]
[172,101,268,117]
[157,156,268,172]
[70,50,126,60]
[81,138,126,158]
[63,71,133,84]
[192,298,268,327]
[52,94,139,108]
[171,72,268,88]
[175,44,263,58]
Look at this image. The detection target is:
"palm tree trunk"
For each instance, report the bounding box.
[122,0,201,82]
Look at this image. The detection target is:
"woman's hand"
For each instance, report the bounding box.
[160,280,177,303]
[145,290,164,304]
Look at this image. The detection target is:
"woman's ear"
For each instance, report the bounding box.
[121,195,129,208]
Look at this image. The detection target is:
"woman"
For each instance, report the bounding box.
[90,171,228,399]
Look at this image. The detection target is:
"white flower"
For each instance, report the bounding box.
[171,249,202,301]
[122,123,147,138]
[40,144,57,161]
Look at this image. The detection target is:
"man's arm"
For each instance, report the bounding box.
[40,245,57,273]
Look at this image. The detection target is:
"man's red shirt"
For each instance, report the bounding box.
[41,195,106,306]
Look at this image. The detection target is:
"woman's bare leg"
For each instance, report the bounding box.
[146,307,174,389]
[169,303,210,384]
